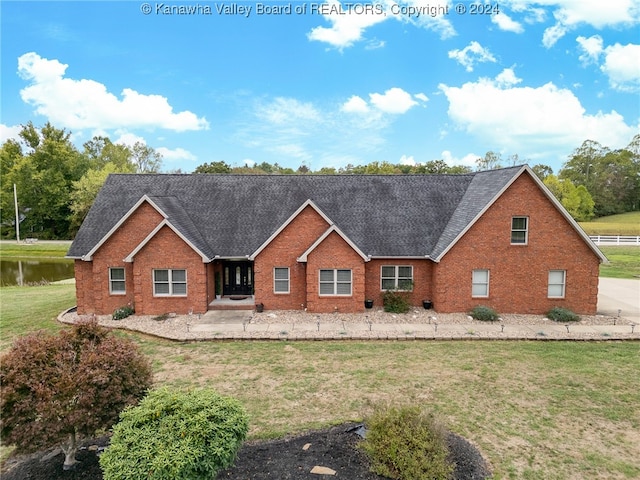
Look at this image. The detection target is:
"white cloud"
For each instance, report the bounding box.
[0,124,22,144]
[499,1,640,47]
[399,154,416,166]
[17,52,209,132]
[576,35,604,65]
[439,68,638,160]
[156,147,197,162]
[369,87,419,114]
[414,93,429,103]
[441,150,478,167]
[448,41,497,72]
[256,97,320,124]
[341,95,370,113]
[113,132,146,147]
[601,43,640,92]
[491,12,524,33]
[308,0,455,49]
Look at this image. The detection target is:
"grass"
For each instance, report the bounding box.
[579,211,640,236]
[0,240,72,259]
[1,285,640,479]
[599,246,640,279]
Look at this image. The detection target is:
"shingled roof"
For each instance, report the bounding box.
[66,166,571,261]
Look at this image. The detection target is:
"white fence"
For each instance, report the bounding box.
[589,235,640,246]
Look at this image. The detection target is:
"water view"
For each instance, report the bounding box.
[0,258,75,286]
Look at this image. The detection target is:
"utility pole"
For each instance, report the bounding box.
[13,183,20,243]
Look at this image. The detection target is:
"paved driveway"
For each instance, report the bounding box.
[598,277,640,322]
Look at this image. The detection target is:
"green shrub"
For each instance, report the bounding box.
[383,288,411,314]
[112,305,135,320]
[100,387,248,480]
[469,305,499,322]
[360,404,453,480]
[546,307,580,322]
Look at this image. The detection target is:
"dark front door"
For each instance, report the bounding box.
[223,261,253,296]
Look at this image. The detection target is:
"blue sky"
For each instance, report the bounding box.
[1,1,639,173]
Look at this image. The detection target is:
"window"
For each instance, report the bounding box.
[274,267,290,294]
[472,269,489,297]
[548,270,566,298]
[511,217,528,244]
[381,265,413,290]
[319,269,352,296]
[153,269,187,296]
[109,267,126,294]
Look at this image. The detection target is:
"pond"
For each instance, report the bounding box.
[0,258,75,286]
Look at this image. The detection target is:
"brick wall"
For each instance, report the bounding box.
[76,202,164,315]
[132,225,208,315]
[254,205,329,310]
[433,173,600,314]
[306,231,366,313]
[364,259,434,309]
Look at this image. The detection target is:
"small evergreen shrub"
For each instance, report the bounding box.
[383,289,411,314]
[100,387,248,480]
[470,305,499,321]
[546,307,580,322]
[360,404,453,480]
[112,305,134,320]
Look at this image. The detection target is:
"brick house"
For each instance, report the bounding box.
[67,165,606,316]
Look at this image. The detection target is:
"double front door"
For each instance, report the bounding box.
[223,261,253,296]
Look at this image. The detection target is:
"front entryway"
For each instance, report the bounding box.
[222,261,253,296]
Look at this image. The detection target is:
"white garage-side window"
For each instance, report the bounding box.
[274,267,290,294]
[548,270,566,298]
[472,269,489,298]
[109,267,126,295]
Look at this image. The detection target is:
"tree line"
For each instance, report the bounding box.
[1,122,638,239]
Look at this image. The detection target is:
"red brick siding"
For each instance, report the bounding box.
[364,259,434,308]
[75,202,164,315]
[132,225,207,315]
[254,206,329,310]
[433,173,600,314]
[306,231,365,313]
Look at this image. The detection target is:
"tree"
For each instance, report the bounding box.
[475,151,502,171]
[0,320,153,470]
[100,387,248,480]
[194,161,232,173]
[82,136,133,171]
[130,141,163,173]
[543,174,594,221]
[531,164,553,181]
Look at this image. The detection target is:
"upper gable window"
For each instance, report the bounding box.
[472,269,489,298]
[511,217,528,244]
[109,267,126,295]
[381,266,413,291]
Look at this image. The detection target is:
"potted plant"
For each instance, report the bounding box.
[364,299,374,309]
[255,302,264,313]
[215,271,222,299]
[422,300,432,309]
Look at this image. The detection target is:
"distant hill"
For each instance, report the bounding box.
[579,212,640,235]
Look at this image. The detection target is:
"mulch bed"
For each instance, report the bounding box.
[1,424,491,479]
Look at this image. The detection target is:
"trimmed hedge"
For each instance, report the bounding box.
[469,305,499,322]
[100,387,248,480]
[112,305,135,320]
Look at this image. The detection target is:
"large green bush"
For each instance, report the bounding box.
[383,288,411,313]
[100,387,248,480]
[360,404,453,480]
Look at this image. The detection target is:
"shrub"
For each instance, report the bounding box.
[470,305,499,322]
[100,387,249,480]
[383,288,411,314]
[113,304,135,320]
[546,307,580,322]
[360,404,453,480]
[0,320,153,470]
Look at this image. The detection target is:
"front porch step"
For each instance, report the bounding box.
[208,296,256,311]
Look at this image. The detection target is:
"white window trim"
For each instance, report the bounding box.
[273,267,290,294]
[109,267,126,295]
[548,270,566,298]
[472,269,490,298]
[319,269,352,296]
[380,265,414,291]
[511,216,529,245]
[153,269,187,297]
